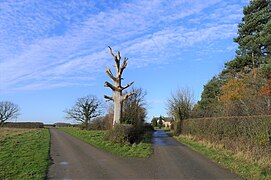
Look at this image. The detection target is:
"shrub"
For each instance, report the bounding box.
[76,116,111,130]
[182,115,271,163]
[171,120,183,135]
[142,123,154,132]
[106,124,154,144]
[151,117,158,127]
[2,122,44,128]
[87,117,107,130]
[141,124,154,143]
[106,124,133,144]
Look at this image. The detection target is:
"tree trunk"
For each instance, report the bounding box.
[84,121,88,129]
[113,91,122,125]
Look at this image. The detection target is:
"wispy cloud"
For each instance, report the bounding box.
[0,0,246,92]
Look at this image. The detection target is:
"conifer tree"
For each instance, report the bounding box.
[224,0,271,76]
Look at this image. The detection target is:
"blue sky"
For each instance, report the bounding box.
[0,0,249,124]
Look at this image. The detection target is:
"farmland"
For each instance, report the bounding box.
[0,128,34,141]
[0,128,50,179]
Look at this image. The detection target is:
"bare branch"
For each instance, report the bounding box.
[108,46,115,58]
[104,81,117,91]
[119,57,128,76]
[120,81,134,90]
[117,51,121,61]
[106,67,116,81]
[104,95,114,102]
[64,95,103,127]
[108,46,120,70]
[121,92,135,102]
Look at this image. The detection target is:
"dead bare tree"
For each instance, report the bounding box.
[104,46,134,126]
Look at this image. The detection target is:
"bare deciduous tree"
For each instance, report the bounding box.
[104,46,134,126]
[167,87,194,134]
[102,104,114,130]
[122,87,147,127]
[64,95,102,129]
[0,101,20,127]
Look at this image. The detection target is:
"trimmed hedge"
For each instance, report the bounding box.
[3,122,44,128]
[182,116,271,163]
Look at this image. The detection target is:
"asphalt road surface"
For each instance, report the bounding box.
[47,128,238,179]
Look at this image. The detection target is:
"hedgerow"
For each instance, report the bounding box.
[3,122,44,128]
[182,115,271,164]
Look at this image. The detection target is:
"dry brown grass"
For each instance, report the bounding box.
[182,134,270,165]
[182,115,271,165]
[176,134,271,179]
[0,128,34,141]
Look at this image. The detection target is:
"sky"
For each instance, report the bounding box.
[0,0,249,124]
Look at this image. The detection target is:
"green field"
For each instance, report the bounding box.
[0,128,35,141]
[175,135,271,179]
[59,127,153,158]
[0,128,50,179]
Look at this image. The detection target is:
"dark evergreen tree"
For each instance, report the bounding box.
[158,116,163,129]
[224,0,271,76]
[151,117,158,127]
[193,76,223,117]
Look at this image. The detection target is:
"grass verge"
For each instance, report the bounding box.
[175,135,271,179]
[59,127,153,158]
[0,128,50,179]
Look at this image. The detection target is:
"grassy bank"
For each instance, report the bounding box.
[175,135,271,179]
[59,127,152,158]
[0,128,34,141]
[0,128,50,179]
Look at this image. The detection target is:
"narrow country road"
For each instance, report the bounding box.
[47,128,238,179]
